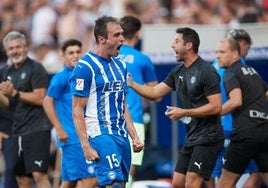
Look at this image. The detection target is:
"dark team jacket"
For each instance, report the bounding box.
[164,56,224,147]
[0,64,13,134]
[223,60,268,135]
[3,57,52,136]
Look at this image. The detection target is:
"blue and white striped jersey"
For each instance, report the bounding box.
[70,52,128,138]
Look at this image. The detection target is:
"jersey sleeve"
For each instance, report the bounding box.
[163,64,182,90]
[46,70,66,99]
[262,79,268,92]
[202,66,221,97]
[223,69,240,94]
[163,70,176,90]
[70,62,93,97]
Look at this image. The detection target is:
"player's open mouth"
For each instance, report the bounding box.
[117,44,122,50]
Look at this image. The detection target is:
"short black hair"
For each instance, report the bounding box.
[120,15,142,39]
[227,29,252,44]
[61,39,82,53]
[94,16,120,44]
[176,27,200,53]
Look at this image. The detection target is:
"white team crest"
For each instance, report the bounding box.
[76,79,84,90]
[88,166,95,174]
[108,171,116,180]
[7,76,12,81]
[190,76,196,84]
[21,72,26,79]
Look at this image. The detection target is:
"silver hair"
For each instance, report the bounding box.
[3,31,27,50]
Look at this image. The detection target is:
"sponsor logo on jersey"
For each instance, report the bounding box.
[249,110,268,120]
[241,67,258,76]
[103,81,124,92]
[120,54,134,64]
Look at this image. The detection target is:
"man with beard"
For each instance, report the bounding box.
[215,38,268,188]
[0,31,52,188]
[127,27,224,188]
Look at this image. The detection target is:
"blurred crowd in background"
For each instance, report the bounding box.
[1,0,268,75]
